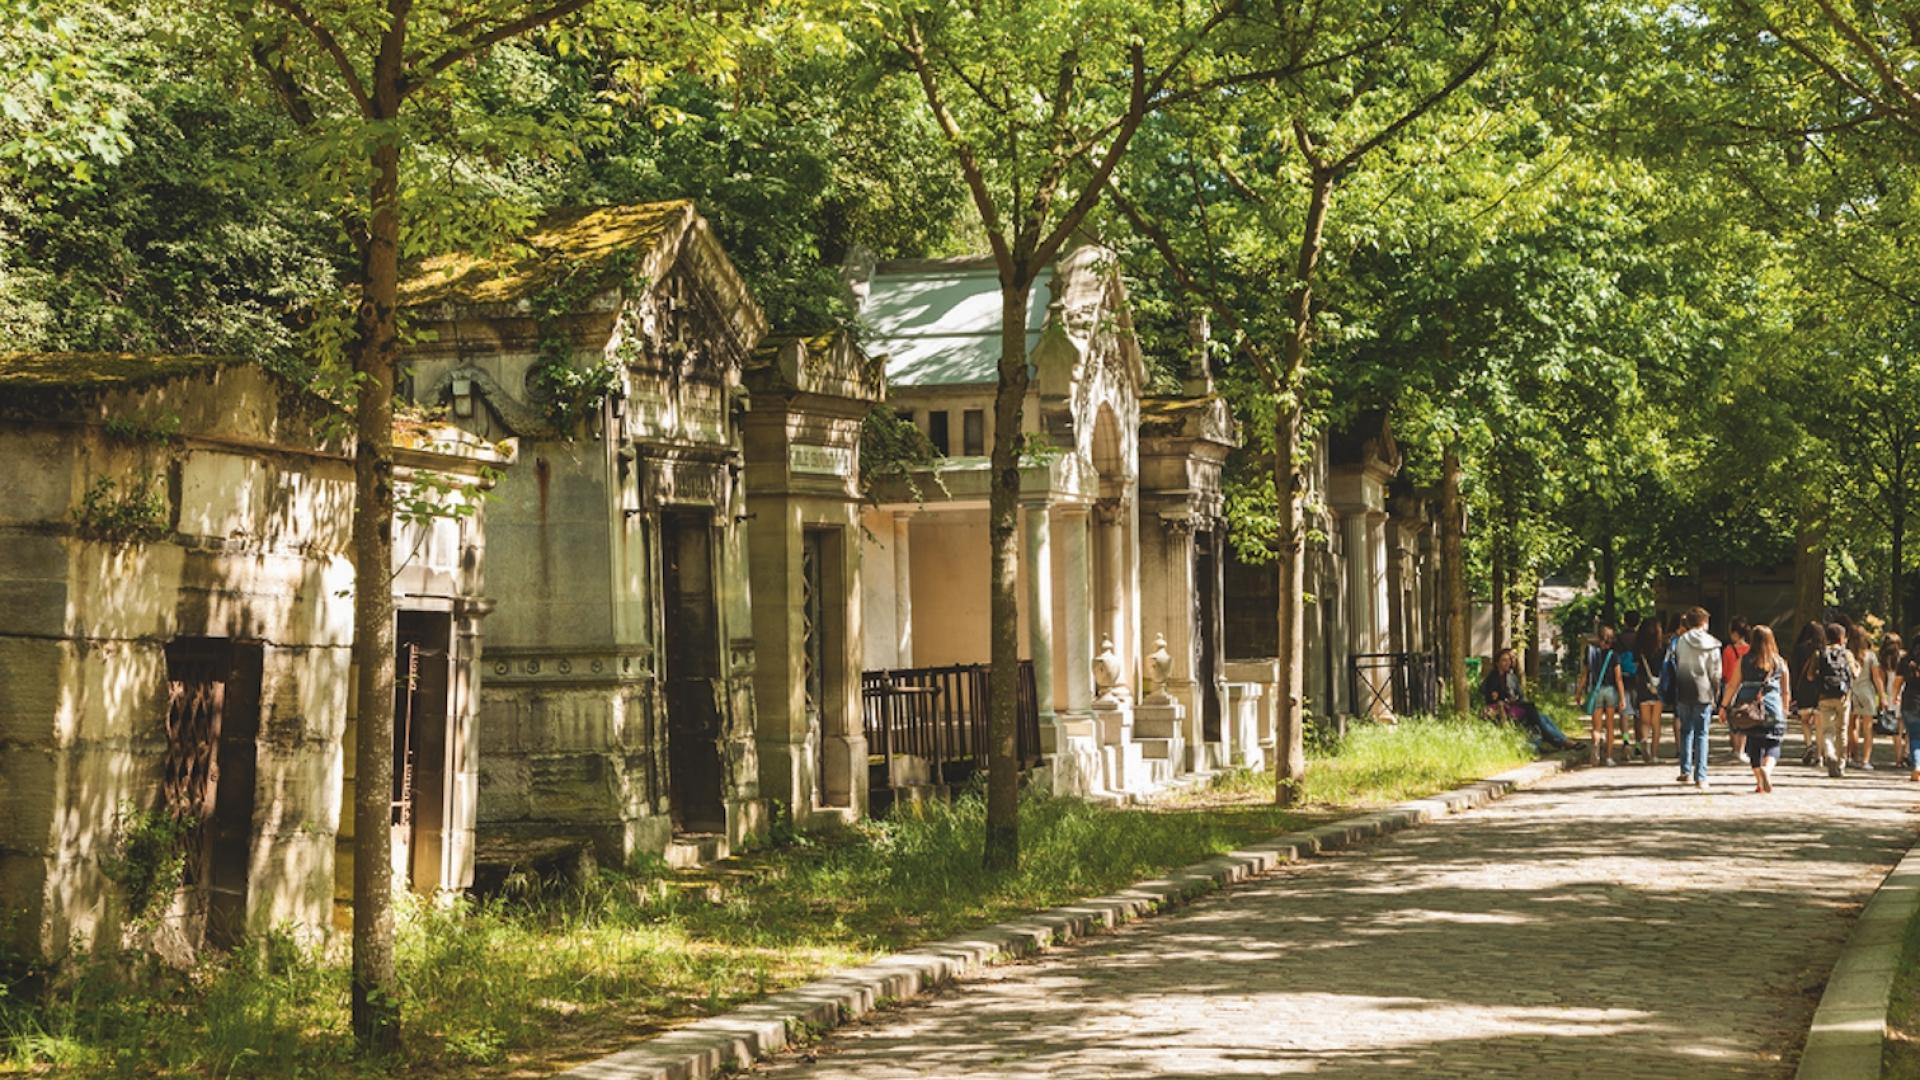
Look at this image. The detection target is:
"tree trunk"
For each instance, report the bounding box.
[1273,168,1332,808]
[1600,532,1617,627]
[983,277,1032,871]
[1892,500,1906,631]
[1440,447,1470,713]
[350,41,404,1054]
[1490,529,1508,655]
[1794,519,1826,630]
[1523,577,1541,681]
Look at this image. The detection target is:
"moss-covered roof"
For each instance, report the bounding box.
[401,202,693,307]
[0,352,236,398]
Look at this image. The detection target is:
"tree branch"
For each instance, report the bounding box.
[409,0,596,93]
[1812,0,1920,122]
[1330,13,1502,175]
[899,17,1013,274]
[1034,42,1146,267]
[259,0,374,116]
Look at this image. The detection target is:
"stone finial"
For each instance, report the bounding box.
[1093,636,1122,704]
[1145,634,1174,703]
[1184,311,1214,396]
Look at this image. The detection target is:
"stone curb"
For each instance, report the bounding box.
[558,756,1572,1080]
[1795,835,1920,1079]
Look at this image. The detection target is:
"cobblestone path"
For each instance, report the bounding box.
[754,735,1920,1079]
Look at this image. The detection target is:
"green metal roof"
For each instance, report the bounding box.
[861,262,1049,387]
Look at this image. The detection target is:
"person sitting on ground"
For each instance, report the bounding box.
[1672,607,1723,789]
[1481,647,1572,750]
[1807,621,1857,778]
[1722,624,1789,795]
[1720,617,1750,765]
[1581,624,1629,767]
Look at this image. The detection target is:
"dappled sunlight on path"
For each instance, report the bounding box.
[751,734,1920,1079]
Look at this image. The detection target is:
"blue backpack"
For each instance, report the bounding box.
[1657,640,1678,707]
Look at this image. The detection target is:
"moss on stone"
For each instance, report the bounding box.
[401,202,693,308]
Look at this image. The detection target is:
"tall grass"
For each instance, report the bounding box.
[1296,714,1536,806]
[1,716,1537,1077]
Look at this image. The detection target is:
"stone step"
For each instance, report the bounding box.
[1134,712,1182,739]
[664,832,728,870]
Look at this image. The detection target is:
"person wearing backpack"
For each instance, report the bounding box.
[1635,615,1667,763]
[1581,624,1629,767]
[1723,624,1790,794]
[1807,622,1858,778]
[1672,607,1723,788]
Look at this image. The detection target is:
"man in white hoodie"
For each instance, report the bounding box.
[1673,607,1724,789]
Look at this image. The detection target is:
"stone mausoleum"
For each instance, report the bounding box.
[854,246,1241,801]
[0,353,505,963]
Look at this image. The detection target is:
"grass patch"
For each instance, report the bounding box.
[2,716,1539,1078]
[1885,895,1920,1077]
[1295,714,1537,807]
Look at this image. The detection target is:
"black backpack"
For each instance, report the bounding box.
[1809,646,1853,700]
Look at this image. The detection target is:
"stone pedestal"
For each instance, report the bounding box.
[1134,700,1185,786]
[1091,699,1142,794]
[1225,682,1265,770]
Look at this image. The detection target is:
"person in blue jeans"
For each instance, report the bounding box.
[1671,606,1723,789]
[1722,625,1789,794]
[1898,636,1920,783]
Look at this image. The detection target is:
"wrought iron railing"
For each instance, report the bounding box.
[861,661,1042,809]
[1349,651,1441,718]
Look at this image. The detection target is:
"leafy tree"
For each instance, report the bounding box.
[856,0,1240,865]
[1110,0,1503,802]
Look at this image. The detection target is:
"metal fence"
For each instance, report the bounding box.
[860,661,1042,812]
[1348,651,1442,718]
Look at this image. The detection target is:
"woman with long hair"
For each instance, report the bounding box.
[1582,624,1629,766]
[1791,620,1825,765]
[1887,633,1909,770]
[1847,622,1883,769]
[1724,624,1791,793]
[1635,614,1667,762]
[1720,617,1750,765]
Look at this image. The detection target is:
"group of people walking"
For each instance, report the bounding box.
[1575,608,1920,793]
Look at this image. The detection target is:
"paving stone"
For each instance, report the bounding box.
[750,735,1918,1079]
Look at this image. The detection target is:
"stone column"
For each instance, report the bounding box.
[1022,503,1055,722]
[1368,511,1391,657]
[1096,500,1129,695]
[892,511,912,667]
[1343,510,1374,662]
[1058,506,1095,715]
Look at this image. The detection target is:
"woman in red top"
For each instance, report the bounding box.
[1721,617,1751,764]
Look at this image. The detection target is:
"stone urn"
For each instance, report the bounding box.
[1144,634,1174,705]
[1092,636,1123,704]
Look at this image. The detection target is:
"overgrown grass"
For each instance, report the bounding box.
[1,716,1538,1078]
[1295,714,1537,806]
[1884,896,1920,1077]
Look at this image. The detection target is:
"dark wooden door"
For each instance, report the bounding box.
[394,612,452,894]
[662,512,727,833]
[1195,534,1223,743]
[163,638,261,950]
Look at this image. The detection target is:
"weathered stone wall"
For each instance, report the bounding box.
[0,365,354,961]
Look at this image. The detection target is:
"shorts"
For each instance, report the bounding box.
[1745,734,1783,766]
[1590,686,1621,712]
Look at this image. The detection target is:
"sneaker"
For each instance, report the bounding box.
[1676,772,1690,783]
[1827,761,1845,778]
[1695,778,1710,790]
[1803,747,1821,766]
[1859,760,1876,771]
[1602,758,1615,767]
